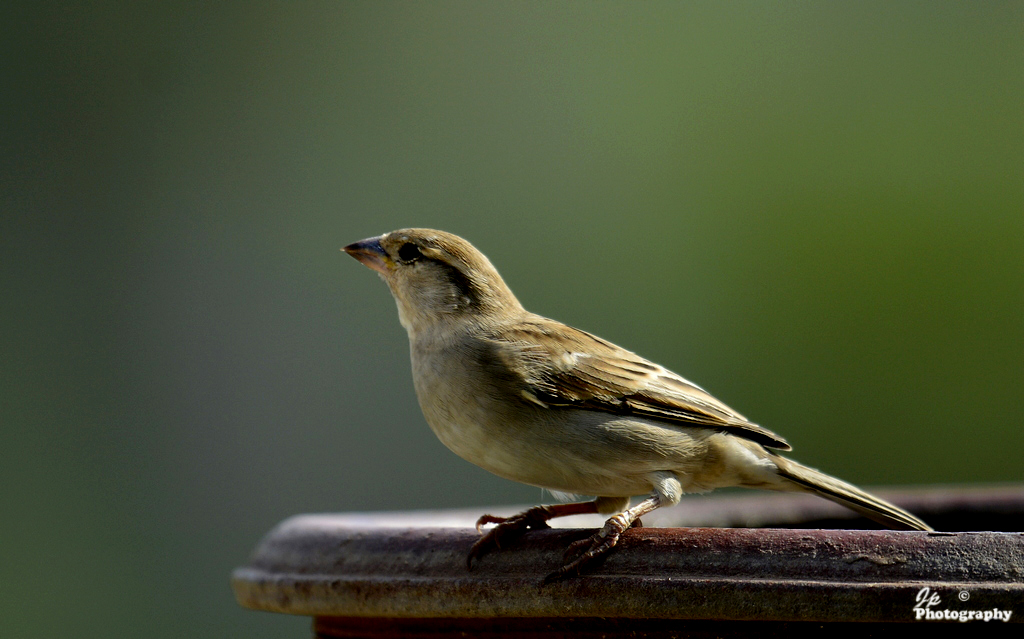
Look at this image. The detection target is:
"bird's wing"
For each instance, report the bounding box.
[487,316,791,450]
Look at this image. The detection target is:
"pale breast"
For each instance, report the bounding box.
[407,331,777,498]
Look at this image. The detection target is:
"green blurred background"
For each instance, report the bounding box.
[3,1,1021,636]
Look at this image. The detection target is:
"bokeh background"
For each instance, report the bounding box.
[3,1,1022,637]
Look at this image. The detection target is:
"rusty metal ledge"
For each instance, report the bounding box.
[232,484,1023,624]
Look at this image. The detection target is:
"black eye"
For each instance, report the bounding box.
[397,242,422,262]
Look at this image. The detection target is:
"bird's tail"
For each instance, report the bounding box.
[771,455,933,531]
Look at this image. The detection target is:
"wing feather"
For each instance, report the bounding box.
[487,316,791,450]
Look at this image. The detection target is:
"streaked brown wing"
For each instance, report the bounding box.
[489,316,791,450]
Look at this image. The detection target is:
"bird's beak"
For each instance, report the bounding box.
[343,236,392,275]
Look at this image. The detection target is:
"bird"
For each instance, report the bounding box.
[343,228,932,582]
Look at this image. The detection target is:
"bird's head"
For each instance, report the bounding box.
[344,228,523,334]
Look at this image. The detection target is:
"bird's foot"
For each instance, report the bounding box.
[543,512,633,584]
[467,506,553,568]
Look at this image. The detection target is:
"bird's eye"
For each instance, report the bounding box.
[397,242,423,262]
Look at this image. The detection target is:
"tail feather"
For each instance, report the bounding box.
[771,455,933,531]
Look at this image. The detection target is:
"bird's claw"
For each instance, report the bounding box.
[467,507,552,569]
[543,529,622,584]
[468,506,639,580]
[543,514,633,584]
[473,513,508,534]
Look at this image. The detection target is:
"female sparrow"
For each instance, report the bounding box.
[344,228,931,582]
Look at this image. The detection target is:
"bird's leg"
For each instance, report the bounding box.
[467,500,600,568]
[544,494,663,584]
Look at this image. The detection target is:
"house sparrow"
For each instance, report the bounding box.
[343,228,932,581]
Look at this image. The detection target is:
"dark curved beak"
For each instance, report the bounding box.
[343,236,392,275]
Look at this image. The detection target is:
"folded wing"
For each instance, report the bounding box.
[488,316,791,450]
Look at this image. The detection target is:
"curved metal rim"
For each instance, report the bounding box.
[232,485,1024,622]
